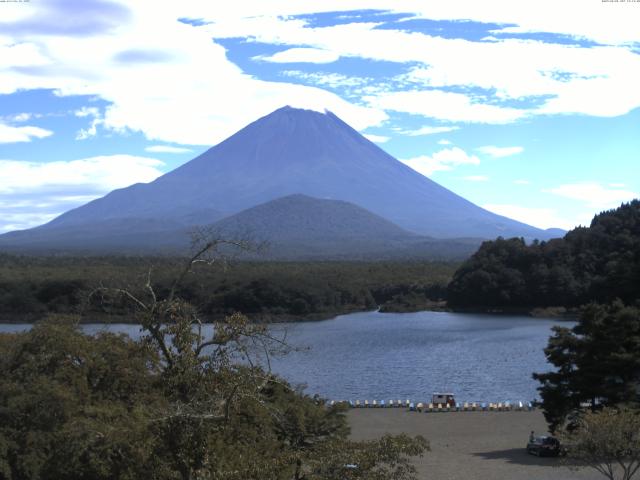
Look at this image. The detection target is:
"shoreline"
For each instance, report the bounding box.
[0,303,579,324]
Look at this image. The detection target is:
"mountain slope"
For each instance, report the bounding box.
[212,194,414,242]
[209,194,478,260]
[0,106,559,255]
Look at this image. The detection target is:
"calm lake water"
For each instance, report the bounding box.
[1,310,568,403]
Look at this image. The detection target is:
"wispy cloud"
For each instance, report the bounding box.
[113,49,174,64]
[256,47,339,64]
[0,3,387,146]
[367,90,526,124]
[74,106,100,118]
[9,112,35,122]
[0,123,52,143]
[0,155,166,233]
[400,125,459,136]
[477,145,524,158]
[74,106,103,140]
[514,179,531,185]
[0,155,164,195]
[3,2,637,146]
[547,182,639,210]
[401,147,480,177]
[145,145,193,154]
[363,134,390,143]
[205,8,640,123]
[482,203,582,230]
[280,70,373,94]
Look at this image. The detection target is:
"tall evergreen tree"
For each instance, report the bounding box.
[534,302,640,432]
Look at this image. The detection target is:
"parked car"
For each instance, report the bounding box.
[526,435,563,457]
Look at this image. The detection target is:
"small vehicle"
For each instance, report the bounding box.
[431,393,456,407]
[526,435,562,457]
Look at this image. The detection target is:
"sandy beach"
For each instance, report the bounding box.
[348,409,602,480]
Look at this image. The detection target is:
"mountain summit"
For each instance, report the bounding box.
[1,106,556,253]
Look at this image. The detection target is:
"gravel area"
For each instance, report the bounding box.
[348,409,602,480]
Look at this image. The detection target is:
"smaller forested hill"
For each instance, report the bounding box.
[447,200,640,309]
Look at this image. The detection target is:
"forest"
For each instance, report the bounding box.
[0,257,455,323]
[0,261,428,480]
[447,200,640,310]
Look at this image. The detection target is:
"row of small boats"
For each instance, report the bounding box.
[330,399,535,411]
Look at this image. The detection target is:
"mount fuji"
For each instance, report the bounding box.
[0,106,559,256]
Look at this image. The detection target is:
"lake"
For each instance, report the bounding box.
[1,310,567,404]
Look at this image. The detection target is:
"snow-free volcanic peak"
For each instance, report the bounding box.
[0,106,558,253]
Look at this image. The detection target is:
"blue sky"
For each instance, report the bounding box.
[1,0,639,233]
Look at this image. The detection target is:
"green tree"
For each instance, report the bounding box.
[447,200,640,310]
[0,234,428,479]
[561,407,640,480]
[534,302,640,432]
[0,316,163,479]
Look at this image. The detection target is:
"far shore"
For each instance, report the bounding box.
[0,303,580,325]
[348,409,600,480]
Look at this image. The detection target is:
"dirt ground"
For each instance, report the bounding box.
[348,409,603,480]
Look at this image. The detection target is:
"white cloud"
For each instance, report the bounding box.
[0,155,164,195]
[463,175,489,182]
[74,106,100,118]
[0,123,53,143]
[482,203,581,230]
[367,90,526,124]
[175,1,639,46]
[400,147,480,176]
[10,113,33,122]
[401,125,459,136]
[145,145,193,153]
[256,47,339,63]
[476,145,524,158]
[0,212,60,234]
[514,179,530,185]
[73,106,103,140]
[1,1,638,146]
[76,119,103,140]
[202,4,640,122]
[0,155,166,233]
[0,3,387,146]
[281,70,370,89]
[547,182,639,210]
[437,139,452,145]
[363,134,390,143]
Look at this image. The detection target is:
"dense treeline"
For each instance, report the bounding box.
[0,257,456,322]
[447,200,640,309]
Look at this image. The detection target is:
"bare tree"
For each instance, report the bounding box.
[89,229,285,418]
